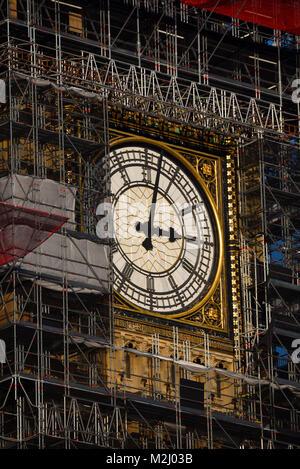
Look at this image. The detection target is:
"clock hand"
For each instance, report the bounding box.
[141,151,163,251]
[167,227,198,243]
[169,227,198,244]
[136,222,198,244]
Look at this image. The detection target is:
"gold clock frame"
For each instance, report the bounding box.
[110,134,227,330]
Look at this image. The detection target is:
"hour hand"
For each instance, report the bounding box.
[136,222,172,241]
[169,227,198,244]
[141,237,153,251]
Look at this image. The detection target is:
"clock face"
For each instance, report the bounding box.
[110,141,220,317]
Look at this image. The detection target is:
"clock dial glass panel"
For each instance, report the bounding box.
[110,144,219,316]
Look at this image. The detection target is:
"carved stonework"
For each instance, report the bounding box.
[197,158,215,182]
[186,290,222,329]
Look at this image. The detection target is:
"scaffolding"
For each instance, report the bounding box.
[239,138,300,448]
[0,0,299,449]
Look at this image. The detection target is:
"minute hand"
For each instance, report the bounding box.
[142,152,163,251]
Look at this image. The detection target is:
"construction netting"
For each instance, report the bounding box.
[0,201,67,266]
[181,0,300,35]
[0,175,109,293]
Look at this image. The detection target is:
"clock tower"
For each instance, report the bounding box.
[103,126,239,447]
[1,0,298,450]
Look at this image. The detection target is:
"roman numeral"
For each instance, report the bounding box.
[204,240,214,246]
[122,263,133,279]
[168,275,185,307]
[182,259,194,274]
[111,241,118,254]
[147,276,154,292]
[115,153,131,184]
[120,168,130,184]
[142,166,152,184]
[194,272,205,284]
[168,275,177,291]
[203,240,214,251]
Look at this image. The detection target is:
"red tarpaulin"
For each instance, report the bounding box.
[181,0,300,35]
[0,202,68,266]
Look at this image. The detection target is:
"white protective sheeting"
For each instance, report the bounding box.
[22,233,109,293]
[0,174,109,294]
[177,361,261,385]
[15,74,102,101]
[0,79,6,103]
[0,339,5,364]
[177,360,300,395]
[0,174,76,230]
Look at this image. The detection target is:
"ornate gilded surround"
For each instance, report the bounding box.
[108,128,239,338]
